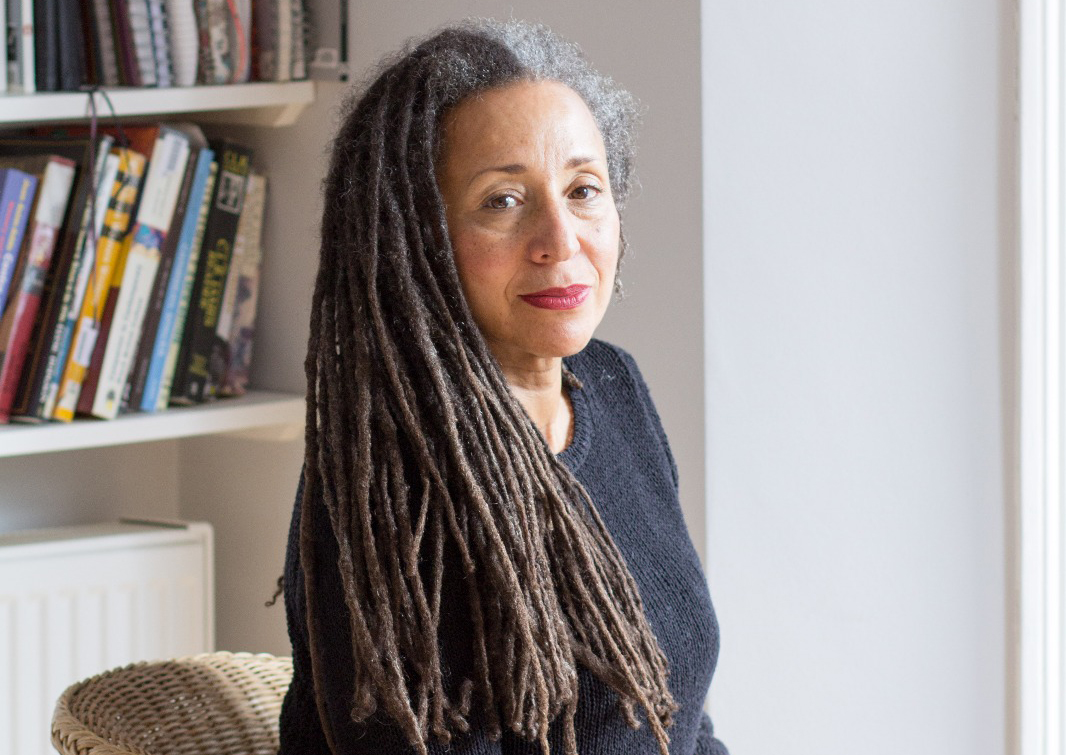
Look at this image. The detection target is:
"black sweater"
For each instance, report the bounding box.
[280,339,729,754]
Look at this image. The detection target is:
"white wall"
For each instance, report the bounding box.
[702,1,1009,753]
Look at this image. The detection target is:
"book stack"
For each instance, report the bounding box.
[0,123,268,425]
[2,0,311,92]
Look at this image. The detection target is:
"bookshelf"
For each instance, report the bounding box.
[0,82,320,659]
[0,82,312,468]
[0,391,303,457]
[0,82,316,127]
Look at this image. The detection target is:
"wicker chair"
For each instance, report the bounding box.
[50,651,293,755]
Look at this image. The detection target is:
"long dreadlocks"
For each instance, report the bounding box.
[300,19,677,755]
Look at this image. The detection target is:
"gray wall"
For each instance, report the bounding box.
[254,4,707,550]
[232,0,709,676]
[347,2,710,553]
[702,1,1009,753]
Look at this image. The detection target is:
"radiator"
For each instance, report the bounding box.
[0,519,214,755]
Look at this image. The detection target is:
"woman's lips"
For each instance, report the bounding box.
[519,284,591,310]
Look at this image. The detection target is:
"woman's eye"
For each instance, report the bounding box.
[486,194,519,210]
[570,184,602,200]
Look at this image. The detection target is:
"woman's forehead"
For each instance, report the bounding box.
[440,80,607,176]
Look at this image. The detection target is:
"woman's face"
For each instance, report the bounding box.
[438,80,621,374]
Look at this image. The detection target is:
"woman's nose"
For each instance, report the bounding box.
[527,198,581,262]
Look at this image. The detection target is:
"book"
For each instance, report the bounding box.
[170,139,251,404]
[0,168,39,316]
[110,0,140,85]
[8,0,35,93]
[126,0,157,87]
[0,0,7,93]
[151,158,215,411]
[0,157,76,422]
[33,0,58,91]
[145,0,172,87]
[276,0,291,82]
[164,0,197,86]
[56,0,88,90]
[290,0,305,81]
[218,172,265,397]
[195,0,237,84]
[123,127,207,412]
[0,153,69,307]
[89,127,192,419]
[52,146,146,422]
[138,147,213,412]
[74,229,127,414]
[85,0,121,86]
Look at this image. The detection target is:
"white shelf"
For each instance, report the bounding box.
[0,390,304,457]
[0,81,316,127]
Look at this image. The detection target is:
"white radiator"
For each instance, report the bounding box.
[0,519,214,755]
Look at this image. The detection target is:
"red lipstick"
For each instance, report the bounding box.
[519,284,591,310]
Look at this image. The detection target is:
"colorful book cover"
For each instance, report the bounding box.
[75,233,130,415]
[0,157,77,422]
[153,160,216,411]
[140,148,214,412]
[0,168,39,316]
[89,127,191,419]
[219,172,266,397]
[169,139,251,405]
[53,147,146,422]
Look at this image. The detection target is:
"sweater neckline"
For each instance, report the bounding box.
[556,364,592,471]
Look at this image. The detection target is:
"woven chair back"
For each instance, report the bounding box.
[50,651,293,755]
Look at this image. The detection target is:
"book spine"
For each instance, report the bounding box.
[89,0,121,86]
[290,0,305,80]
[18,0,34,93]
[0,0,8,93]
[154,159,215,410]
[34,0,58,91]
[111,0,141,86]
[170,140,250,404]
[123,142,200,412]
[0,158,76,422]
[56,0,88,91]
[200,0,233,84]
[146,0,172,87]
[74,233,129,415]
[53,148,145,422]
[219,172,266,397]
[163,0,196,86]
[126,0,157,86]
[0,169,38,315]
[140,147,212,412]
[276,0,291,83]
[89,128,190,419]
[37,149,119,418]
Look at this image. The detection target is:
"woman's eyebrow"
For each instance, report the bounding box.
[466,155,604,187]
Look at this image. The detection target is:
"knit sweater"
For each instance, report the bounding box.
[279,339,728,755]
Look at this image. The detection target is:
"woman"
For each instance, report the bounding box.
[279,18,728,755]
